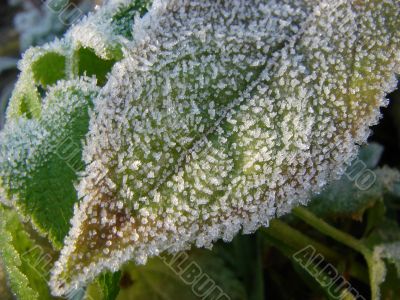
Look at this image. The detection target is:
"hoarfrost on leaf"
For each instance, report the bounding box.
[0,0,150,248]
[67,0,152,60]
[49,0,400,296]
[6,0,150,121]
[0,78,99,247]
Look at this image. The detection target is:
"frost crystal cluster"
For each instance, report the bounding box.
[0,0,399,296]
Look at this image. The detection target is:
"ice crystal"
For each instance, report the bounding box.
[6,42,69,121]
[67,0,152,60]
[48,0,400,296]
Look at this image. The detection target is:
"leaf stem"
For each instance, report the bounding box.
[264,219,340,262]
[291,206,380,299]
[292,206,371,256]
[262,218,369,283]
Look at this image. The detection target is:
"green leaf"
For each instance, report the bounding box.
[365,242,400,300]
[50,0,400,295]
[74,47,117,86]
[364,219,400,247]
[0,78,99,247]
[0,205,56,300]
[0,0,152,291]
[5,45,69,121]
[111,0,151,38]
[357,143,384,169]
[86,271,122,300]
[6,0,149,122]
[377,242,400,278]
[7,54,67,123]
[66,0,151,60]
[116,249,246,300]
[309,144,400,220]
[0,261,14,300]
[31,52,67,88]
[214,234,264,300]
[379,261,400,299]
[357,214,400,300]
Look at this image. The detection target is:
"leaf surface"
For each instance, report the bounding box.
[0,78,99,247]
[0,205,56,300]
[50,0,400,295]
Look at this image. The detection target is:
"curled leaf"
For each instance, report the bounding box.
[50,0,400,295]
[6,0,150,122]
[0,78,99,247]
[309,143,400,220]
[5,43,68,121]
[67,0,152,60]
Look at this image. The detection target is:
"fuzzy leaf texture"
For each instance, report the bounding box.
[0,0,151,248]
[0,79,99,247]
[45,0,400,296]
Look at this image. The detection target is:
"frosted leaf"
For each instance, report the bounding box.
[111,0,152,39]
[370,242,400,300]
[6,0,150,121]
[378,242,400,278]
[25,0,396,295]
[0,0,151,248]
[67,0,152,60]
[6,41,69,120]
[0,205,56,300]
[0,205,39,300]
[309,144,400,219]
[0,78,99,247]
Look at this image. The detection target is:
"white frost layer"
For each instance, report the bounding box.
[66,0,138,59]
[0,77,99,241]
[50,0,400,296]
